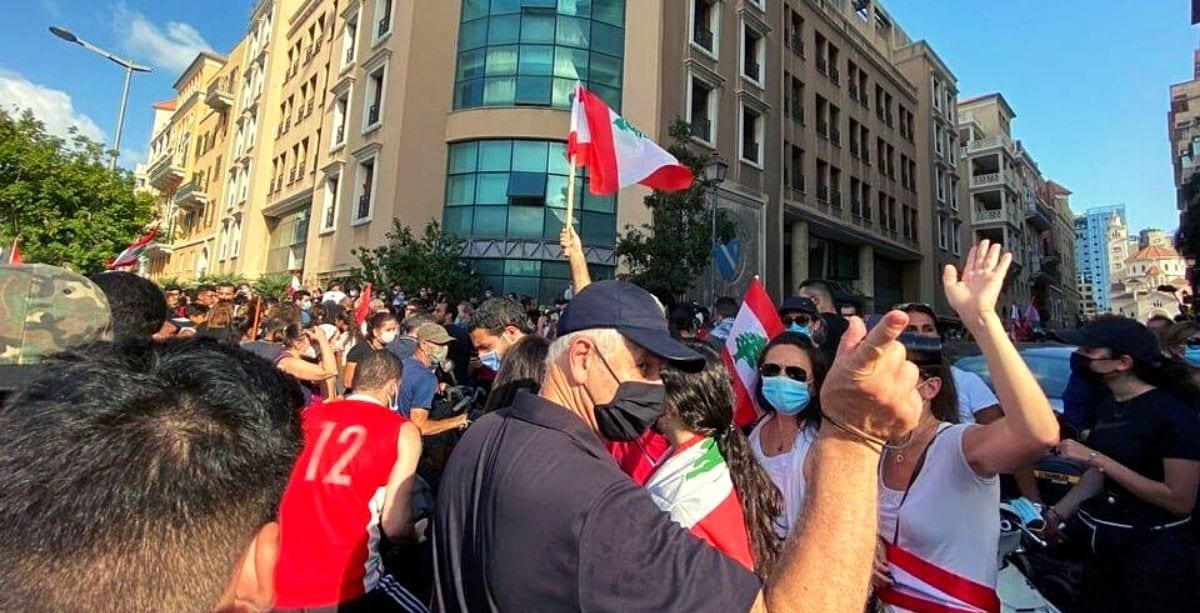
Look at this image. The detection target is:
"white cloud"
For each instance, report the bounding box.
[0,69,106,142]
[117,146,146,171]
[112,2,214,74]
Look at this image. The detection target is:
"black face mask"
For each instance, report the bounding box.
[1070,352,1105,385]
[595,381,667,441]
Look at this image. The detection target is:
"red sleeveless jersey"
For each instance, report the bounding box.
[275,398,407,608]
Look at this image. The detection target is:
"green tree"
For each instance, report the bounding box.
[615,118,735,298]
[252,272,295,302]
[351,219,481,299]
[0,108,155,272]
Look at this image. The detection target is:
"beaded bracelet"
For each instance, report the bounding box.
[821,413,887,453]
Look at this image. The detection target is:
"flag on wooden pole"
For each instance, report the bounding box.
[722,278,784,427]
[566,83,693,206]
[108,227,158,269]
[7,239,21,264]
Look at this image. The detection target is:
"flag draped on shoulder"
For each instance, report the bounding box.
[723,278,784,427]
[567,83,693,196]
[108,227,159,269]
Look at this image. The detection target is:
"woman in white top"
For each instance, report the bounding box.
[748,331,830,538]
[874,240,1060,612]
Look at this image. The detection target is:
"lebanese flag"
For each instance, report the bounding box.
[723,278,784,427]
[108,227,158,269]
[567,84,693,196]
[645,436,755,571]
[8,239,21,264]
[354,283,374,326]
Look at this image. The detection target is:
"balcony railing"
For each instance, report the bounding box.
[790,100,804,123]
[690,117,712,142]
[378,16,390,37]
[789,31,804,57]
[817,119,828,138]
[205,78,234,109]
[693,26,714,51]
[815,56,827,75]
[790,174,806,193]
[174,178,208,210]
[850,140,860,158]
[289,167,298,184]
[860,91,869,108]
[335,124,346,145]
[829,65,840,85]
[970,172,1002,188]
[830,188,842,208]
[368,103,380,126]
[959,135,1015,157]
[148,153,186,190]
[744,61,760,82]
[849,82,859,101]
[817,184,829,202]
[358,194,371,219]
[974,207,1005,224]
[298,162,306,178]
[830,126,841,146]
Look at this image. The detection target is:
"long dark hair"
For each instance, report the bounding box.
[365,310,398,345]
[483,335,550,412]
[754,332,829,431]
[919,359,960,424]
[662,341,782,578]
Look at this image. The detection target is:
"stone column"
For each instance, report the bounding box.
[858,243,875,313]
[789,220,809,295]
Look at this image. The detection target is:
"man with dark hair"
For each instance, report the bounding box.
[216,282,238,304]
[434,300,472,384]
[468,297,532,371]
[797,279,849,363]
[275,350,427,612]
[195,284,218,308]
[1147,313,1174,336]
[295,290,314,326]
[0,338,304,611]
[87,271,167,341]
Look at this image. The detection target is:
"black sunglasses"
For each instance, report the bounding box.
[759,363,809,382]
[781,314,815,327]
[1187,338,1200,347]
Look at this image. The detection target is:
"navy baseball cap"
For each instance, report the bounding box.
[1053,315,1160,364]
[779,297,818,316]
[556,280,704,372]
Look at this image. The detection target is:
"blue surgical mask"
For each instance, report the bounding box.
[761,376,812,415]
[1185,346,1200,369]
[480,351,501,372]
[787,323,812,338]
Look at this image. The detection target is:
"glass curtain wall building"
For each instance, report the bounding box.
[445,0,625,303]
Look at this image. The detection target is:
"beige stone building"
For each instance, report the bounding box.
[142,51,239,282]
[139,0,980,311]
[1170,50,1200,211]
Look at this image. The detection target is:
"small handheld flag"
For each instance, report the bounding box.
[108,227,159,269]
[722,278,784,427]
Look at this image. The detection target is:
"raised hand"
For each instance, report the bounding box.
[943,239,1012,328]
[820,311,923,444]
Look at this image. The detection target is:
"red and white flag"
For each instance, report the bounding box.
[723,278,784,427]
[567,84,693,196]
[354,283,374,326]
[108,227,158,269]
[7,239,21,264]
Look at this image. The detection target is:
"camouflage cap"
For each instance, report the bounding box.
[0,264,112,386]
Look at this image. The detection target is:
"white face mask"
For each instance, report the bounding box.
[379,330,398,344]
[303,345,318,359]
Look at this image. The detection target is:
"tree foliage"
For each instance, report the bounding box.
[0,108,155,272]
[351,219,481,299]
[252,272,295,302]
[615,118,735,298]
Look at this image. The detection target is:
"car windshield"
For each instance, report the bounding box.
[953,347,1075,403]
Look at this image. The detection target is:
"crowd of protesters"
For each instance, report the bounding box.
[1,234,1198,612]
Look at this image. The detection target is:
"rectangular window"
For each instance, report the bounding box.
[363,63,386,131]
[321,172,340,232]
[952,220,962,254]
[787,144,805,192]
[830,166,842,207]
[742,22,764,86]
[691,0,718,56]
[788,77,804,124]
[829,103,841,146]
[374,0,393,41]
[507,172,548,206]
[861,181,872,220]
[816,95,828,138]
[740,104,763,166]
[817,160,829,202]
[332,92,349,149]
[827,43,840,86]
[938,215,948,249]
[354,156,376,223]
[688,73,716,144]
[849,118,860,157]
[788,10,803,57]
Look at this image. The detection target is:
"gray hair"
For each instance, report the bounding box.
[544,328,629,371]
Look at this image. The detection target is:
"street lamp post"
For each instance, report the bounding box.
[706,156,729,307]
[49,26,152,170]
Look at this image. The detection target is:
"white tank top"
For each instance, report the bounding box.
[749,416,818,538]
[878,423,1000,600]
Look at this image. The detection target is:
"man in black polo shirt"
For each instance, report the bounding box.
[433,280,925,612]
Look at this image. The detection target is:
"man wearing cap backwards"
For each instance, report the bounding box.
[398,322,468,435]
[433,279,924,612]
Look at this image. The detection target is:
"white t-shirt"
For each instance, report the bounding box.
[952,366,999,424]
[321,290,346,305]
[878,423,1000,610]
[749,416,818,538]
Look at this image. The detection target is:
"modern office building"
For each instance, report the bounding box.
[138,0,972,309]
[1073,204,1126,315]
[1170,49,1200,211]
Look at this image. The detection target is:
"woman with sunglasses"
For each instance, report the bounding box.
[873,240,1059,613]
[747,330,830,538]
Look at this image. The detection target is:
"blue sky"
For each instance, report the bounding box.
[0,1,1195,234]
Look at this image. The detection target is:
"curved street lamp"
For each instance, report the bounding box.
[48,26,152,170]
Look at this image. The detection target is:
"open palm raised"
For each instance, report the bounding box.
[942,239,1012,324]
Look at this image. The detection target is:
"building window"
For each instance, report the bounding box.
[341,13,358,69]
[231,217,242,258]
[690,0,718,57]
[332,91,350,149]
[321,172,340,232]
[363,62,386,132]
[218,221,229,261]
[374,0,393,42]
[937,215,948,250]
[952,220,962,254]
[687,72,717,145]
[354,155,377,224]
[739,103,763,167]
[443,138,616,303]
[453,1,626,111]
[741,21,764,86]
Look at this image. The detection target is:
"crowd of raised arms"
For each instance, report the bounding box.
[1,234,1198,613]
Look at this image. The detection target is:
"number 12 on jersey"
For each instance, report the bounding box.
[304,421,367,485]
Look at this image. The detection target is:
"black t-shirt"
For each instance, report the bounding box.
[432,392,761,612]
[819,312,849,364]
[344,341,381,364]
[1083,388,1200,526]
